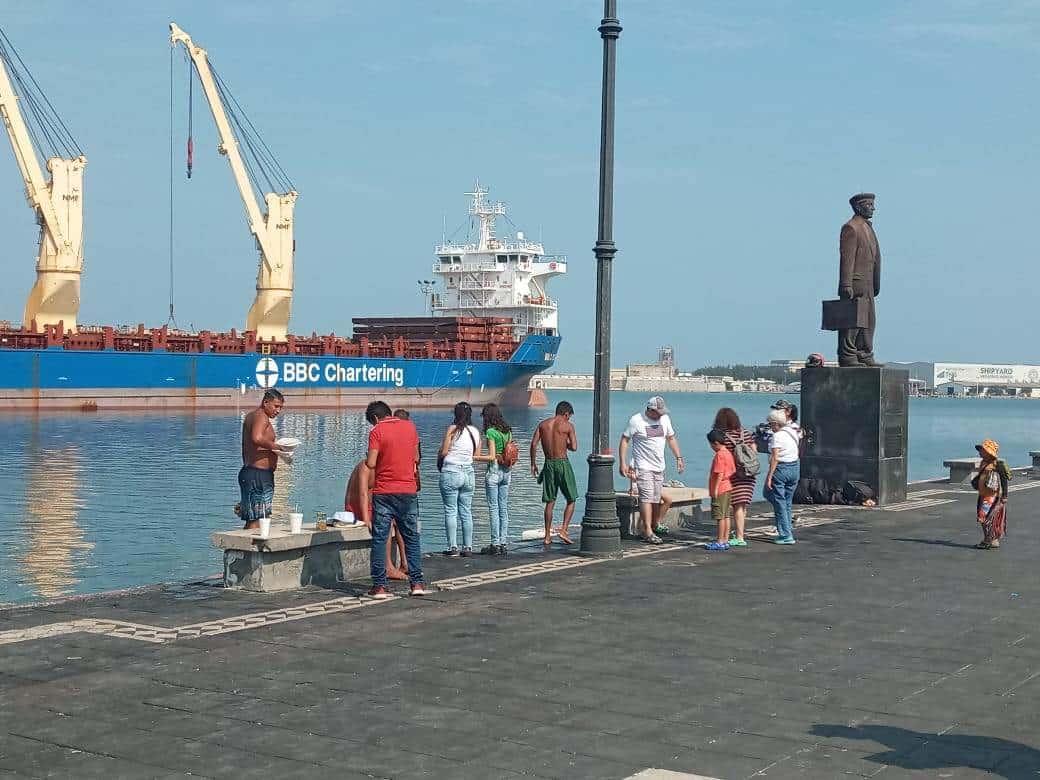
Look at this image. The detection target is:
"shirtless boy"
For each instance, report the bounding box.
[239,389,286,530]
[344,461,408,580]
[530,401,579,545]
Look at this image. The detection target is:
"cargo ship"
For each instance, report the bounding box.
[0,25,563,411]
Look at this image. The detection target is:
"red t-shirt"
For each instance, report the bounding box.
[369,417,420,494]
[709,447,736,497]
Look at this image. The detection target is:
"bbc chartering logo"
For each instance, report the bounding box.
[253,357,406,387]
[255,358,279,389]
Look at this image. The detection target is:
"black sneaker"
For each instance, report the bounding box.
[442,547,459,557]
[498,544,508,556]
[460,547,473,558]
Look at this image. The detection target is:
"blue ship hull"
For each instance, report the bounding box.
[0,334,561,411]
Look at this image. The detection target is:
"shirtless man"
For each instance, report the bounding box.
[344,461,407,580]
[530,400,579,545]
[238,389,286,530]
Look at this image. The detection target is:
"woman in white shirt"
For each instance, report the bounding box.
[438,401,487,557]
[765,408,800,545]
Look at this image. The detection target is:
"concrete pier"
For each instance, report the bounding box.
[1,478,1039,777]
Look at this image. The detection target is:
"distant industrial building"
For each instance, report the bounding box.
[533,346,782,393]
[933,363,1040,397]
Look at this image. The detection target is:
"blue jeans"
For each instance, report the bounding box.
[371,493,424,587]
[440,465,475,549]
[485,466,511,545]
[768,461,800,540]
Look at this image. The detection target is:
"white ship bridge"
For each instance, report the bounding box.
[432,183,566,340]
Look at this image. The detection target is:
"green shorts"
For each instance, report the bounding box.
[539,458,578,504]
[711,493,732,523]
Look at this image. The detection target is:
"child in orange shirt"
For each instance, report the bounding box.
[706,429,736,551]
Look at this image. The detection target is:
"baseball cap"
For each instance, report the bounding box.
[770,399,793,411]
[646,396,668,414]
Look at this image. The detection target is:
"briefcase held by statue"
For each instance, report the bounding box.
[821,297,870,331]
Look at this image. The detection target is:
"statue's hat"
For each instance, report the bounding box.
[849,192,875,206]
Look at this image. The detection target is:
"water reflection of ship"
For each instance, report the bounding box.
[21,440,93,599]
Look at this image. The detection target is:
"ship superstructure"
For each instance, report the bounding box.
[433,184,566,341]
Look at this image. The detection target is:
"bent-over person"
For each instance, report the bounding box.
[345,461,408,580]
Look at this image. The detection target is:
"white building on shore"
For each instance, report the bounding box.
[934,363,1040,397]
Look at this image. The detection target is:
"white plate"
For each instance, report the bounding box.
[276,437,302,450]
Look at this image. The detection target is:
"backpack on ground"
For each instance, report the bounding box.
[842,480,875,505]
[809,478,833,505]
[498,436,519,468]
[793,478,814,504]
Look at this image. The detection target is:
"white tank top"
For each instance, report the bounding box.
[443,425,480,467]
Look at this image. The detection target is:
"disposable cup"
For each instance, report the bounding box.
[258,517,271,539]
[289,512,303,534]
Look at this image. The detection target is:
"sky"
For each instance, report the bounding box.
[1,1,1037,372]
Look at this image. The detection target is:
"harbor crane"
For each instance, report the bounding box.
[0,29,86,332]
[170,22,298,341]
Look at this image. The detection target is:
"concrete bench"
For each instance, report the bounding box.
[944,458,980,484]
[616,486,710,539]
[212,524,371,592]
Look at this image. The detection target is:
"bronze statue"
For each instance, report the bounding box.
[837,193,882,367]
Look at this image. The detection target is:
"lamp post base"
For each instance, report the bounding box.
[579,453,622,557]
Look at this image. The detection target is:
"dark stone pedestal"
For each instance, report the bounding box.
[800,366,909,506]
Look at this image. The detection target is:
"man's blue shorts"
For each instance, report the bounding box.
[238,466,274,524]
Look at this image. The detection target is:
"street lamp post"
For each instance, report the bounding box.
[580,0,622,557]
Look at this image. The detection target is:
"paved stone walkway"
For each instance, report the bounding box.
[1,479,1039,778]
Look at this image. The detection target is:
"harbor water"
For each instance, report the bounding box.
[2,391,1038,605]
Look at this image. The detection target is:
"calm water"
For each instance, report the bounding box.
[1,391,1037,605]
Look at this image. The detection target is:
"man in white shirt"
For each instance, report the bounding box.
[619,396,684,544]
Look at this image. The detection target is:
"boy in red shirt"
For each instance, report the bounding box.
[364,400,427,598]
[706,429,736,551]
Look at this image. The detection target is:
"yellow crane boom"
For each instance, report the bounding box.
[0,32,86,332]
[170,22,298,341]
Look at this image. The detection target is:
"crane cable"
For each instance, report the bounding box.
[0,28,82,162]
[166,44,178,327]
[186,58,194,179]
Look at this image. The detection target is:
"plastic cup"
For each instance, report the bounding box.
[289,512,303,534]
[258,517,271,539]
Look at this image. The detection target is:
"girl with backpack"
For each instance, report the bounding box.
[714,408,760,547]
[437,402,484,557]
[479,403,518,556]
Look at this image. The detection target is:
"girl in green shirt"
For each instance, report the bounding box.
[481,404,513,555]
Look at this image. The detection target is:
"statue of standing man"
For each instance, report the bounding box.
[837,192,882,367]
